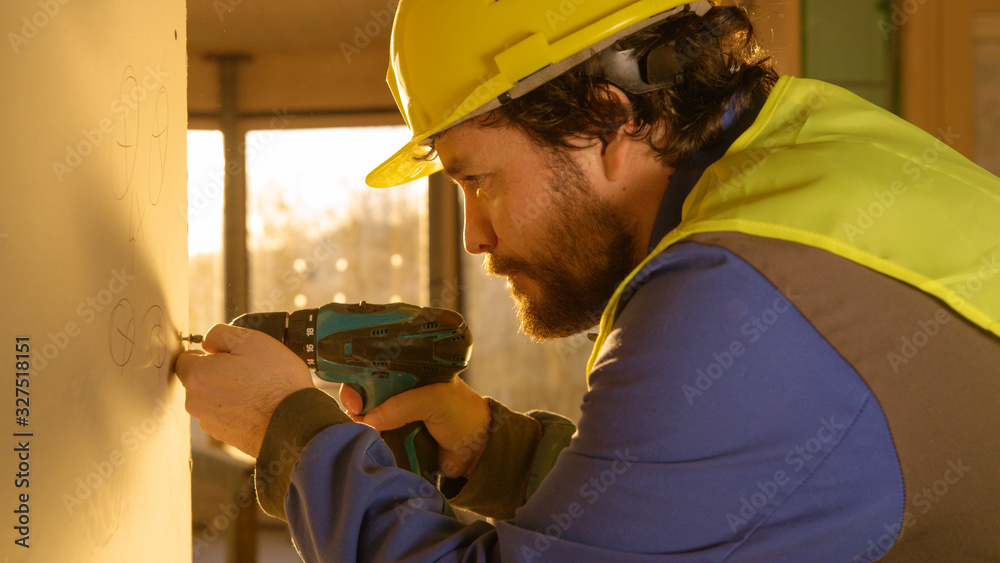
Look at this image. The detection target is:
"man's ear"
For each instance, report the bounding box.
[596,85,634,183]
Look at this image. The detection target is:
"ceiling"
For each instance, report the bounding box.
[186,0,402,125]
[188,0,393,57]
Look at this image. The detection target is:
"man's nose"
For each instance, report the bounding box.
[462,193,497,255]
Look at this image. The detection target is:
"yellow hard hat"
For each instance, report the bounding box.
[366,0,714,188]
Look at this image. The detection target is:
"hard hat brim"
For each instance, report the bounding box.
[365,137,442,189]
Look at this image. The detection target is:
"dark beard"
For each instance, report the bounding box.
[484,153,640,341]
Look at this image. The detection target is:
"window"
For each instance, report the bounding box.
[186,125,427,331]
[186,130,225,332]
[245,127,428,313]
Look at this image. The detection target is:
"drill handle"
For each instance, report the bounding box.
[339,381,439,479]
[382,421,439,480]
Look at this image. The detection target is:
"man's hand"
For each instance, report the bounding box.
[175,324,314,458]
[340,379,491,479]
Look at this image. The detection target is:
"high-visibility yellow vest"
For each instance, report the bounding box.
[588,76,1000,374]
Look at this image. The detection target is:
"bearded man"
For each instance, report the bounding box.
[178,1,1000,561]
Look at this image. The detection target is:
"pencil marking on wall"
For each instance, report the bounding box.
[149,86,169,206]
[108,298,136,367]
[141,305,167,369]
[112,66,139,201]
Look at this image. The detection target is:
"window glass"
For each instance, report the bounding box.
[186,130,225,332]
[245,127,428,313]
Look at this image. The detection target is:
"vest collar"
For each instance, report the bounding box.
[647,92,769,255]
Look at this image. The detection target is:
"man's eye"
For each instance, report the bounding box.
[462,175,488,197]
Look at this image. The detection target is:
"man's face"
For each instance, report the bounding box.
[436,119,641,341]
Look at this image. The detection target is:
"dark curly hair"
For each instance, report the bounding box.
[426,6,778,166]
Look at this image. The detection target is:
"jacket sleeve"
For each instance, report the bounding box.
[254,390,574,523]
[254,389,582,561]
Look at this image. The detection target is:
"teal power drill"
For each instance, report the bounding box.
[228,301,473,479]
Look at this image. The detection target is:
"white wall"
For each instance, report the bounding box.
[0,1,190,560]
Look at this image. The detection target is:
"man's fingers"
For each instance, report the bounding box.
[174,349,207,383]
[175,351,220,417]
[338,384,363,416]
[361,384,444,432]
[201,323,254,354]
[175,348,234,384]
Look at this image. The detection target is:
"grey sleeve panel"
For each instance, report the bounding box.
[254,387,352,521]
[445,399,577,520]
[444,398,542,520]
[524,410,576,500]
